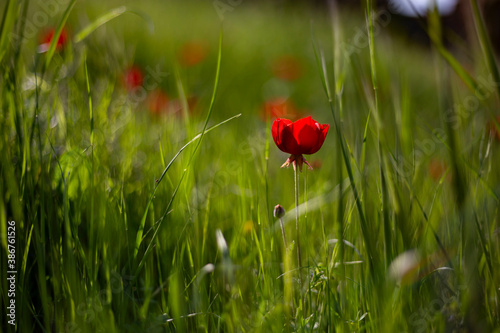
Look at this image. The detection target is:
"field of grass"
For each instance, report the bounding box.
[1,0,500,332]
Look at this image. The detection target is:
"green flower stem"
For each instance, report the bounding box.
[294,164,303,309]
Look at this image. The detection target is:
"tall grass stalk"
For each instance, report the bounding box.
[133,31,223,264]
[278,215,287,250]
[84,54,96,286]
[469,0,500,99]
[313,33,377,282]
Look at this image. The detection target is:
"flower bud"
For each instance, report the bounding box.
[273,204,285,218]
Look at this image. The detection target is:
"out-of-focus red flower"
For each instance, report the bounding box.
[261,97,301,121]
[310,159,322,170]
[170,96,199,116]
[148,89,169,115]
[123,66,144,91]
[39,27,69,53]
[488,115,500,141]
[428,159,448,182]
[272,116,329,171]
[271,55,303,81]
[242,221,254,234]
[178,41,209,67]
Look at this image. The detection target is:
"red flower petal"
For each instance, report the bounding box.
[272,118,293,152]
[272,116,329,156]
[123,66,144,91]
[293,117,320,154]
[279,123,302,155]
[38,27,69,53]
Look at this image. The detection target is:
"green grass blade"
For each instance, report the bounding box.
[73,6,154,43]
[436,45,479,91]
[312,36,376,280]
[360,112,371,173]
[84,54,97,285]
[132,113,240,261]
[0,0,17,64]
[427,6,479,91]
[135,113,241,277]
[134,30,225,279]
[469,0,500,99]
[44,0,76,71]
[366,0,392,268]
[20,224,34,285]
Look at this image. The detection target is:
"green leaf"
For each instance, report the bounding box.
[44,0,76,71]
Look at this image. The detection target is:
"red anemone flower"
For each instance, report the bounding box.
[260,97,300,121]
[39,27,69,53]
[170,96,199,117]
[428,159,450,182]
[178,41,209,67]
[272,116,329,171]
[123,66,144,91]
[271,55,303,81]
[488,115,500,141]
[147,89,169,115]
[310,159,323,170]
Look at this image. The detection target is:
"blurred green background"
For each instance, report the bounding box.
[1,0,500,332]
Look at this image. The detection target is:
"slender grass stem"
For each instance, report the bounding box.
[279,217,287,250]
[470,0,500,100]
[294,164,303,311]
[84,54,96,288]
[312,39,377,280]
